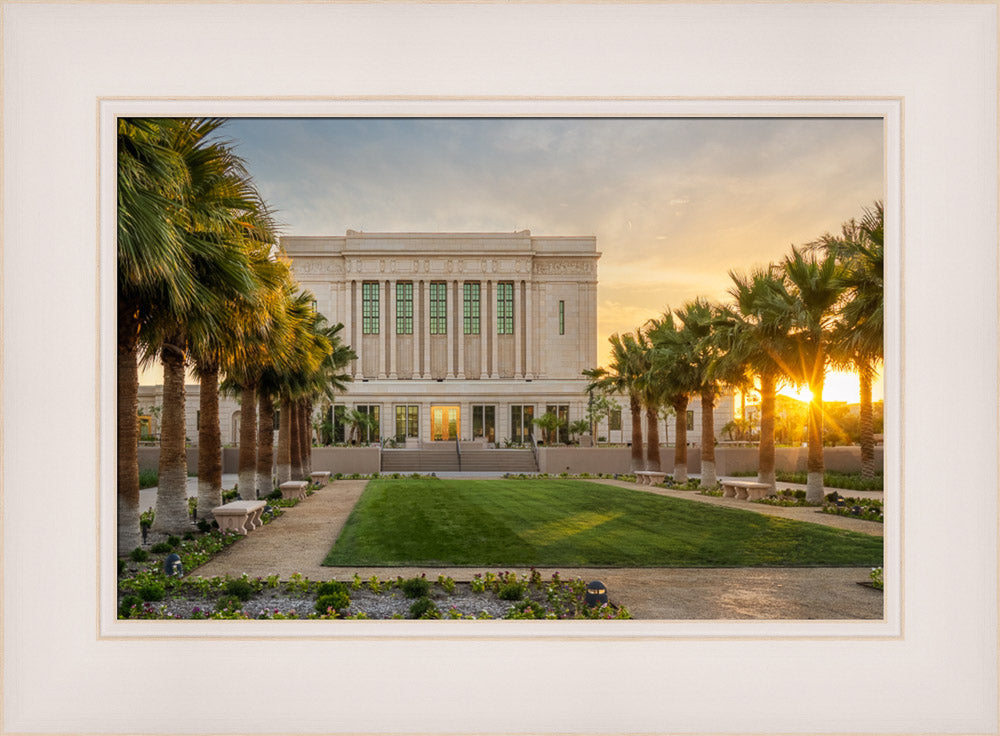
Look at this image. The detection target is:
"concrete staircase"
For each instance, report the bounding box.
[381,448,459,472]
[380,447,537,473]
[459,449,537,473]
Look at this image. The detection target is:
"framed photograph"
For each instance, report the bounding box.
[2,2,996,734]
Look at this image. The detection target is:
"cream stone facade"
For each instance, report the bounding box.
[284,230,600,445]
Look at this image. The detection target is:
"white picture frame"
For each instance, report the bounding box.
[2,2,996,734]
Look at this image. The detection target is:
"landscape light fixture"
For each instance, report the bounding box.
[584,580,608,607]
[163,553,183,577]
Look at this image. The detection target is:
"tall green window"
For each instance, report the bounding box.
[463,282,481,334]
[396,282,413,334]
[558,300,565,335]
[429,282,448,334]
[362,281,380,335]
[497,282,513,334]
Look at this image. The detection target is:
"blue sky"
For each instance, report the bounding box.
[150,117,885,398]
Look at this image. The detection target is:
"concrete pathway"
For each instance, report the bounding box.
[188,476,884,619]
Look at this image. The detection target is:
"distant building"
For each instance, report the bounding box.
[284,230,600,445]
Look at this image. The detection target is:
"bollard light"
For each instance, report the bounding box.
[584,580,608,607]
[164,553,183,577]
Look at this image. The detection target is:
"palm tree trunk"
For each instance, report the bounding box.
[256,392,275,498]
[152,334,191,535]
[858,361,876,479]
[277,397,292,483]
[300,401,313,477]
[238,381,258,499]
[700,387,717,487]
[290,400,303,480]
[758,372,777,491]
[117,303,142,552]
[645,406,661,472]
[673,396,689,482]
[806,372,825,503]
[628,394,644,471]
[196,364,223,517]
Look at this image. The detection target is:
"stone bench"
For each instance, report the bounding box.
[211,500,267,535]
[635,470,668,486]
[309,471,331,487]
[280,480,309,501]
[720,480,772,501]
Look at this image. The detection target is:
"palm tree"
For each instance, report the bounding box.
[117,118,189,551]
[585,332,647,471]
[780,246,844,502]
[646,311,700,483]
[191,253,285,513]
[147,120,277,529]
[720,266,795,490]
[810,201,884,479]
[633,330,666,472]
[674,298,732,487]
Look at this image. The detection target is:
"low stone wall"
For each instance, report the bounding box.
[137,446,379,475]
[537,447,632,474]
[537,445,883,475]
[310,447,381,474]
[681,445,883,475]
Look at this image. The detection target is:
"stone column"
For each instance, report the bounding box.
[411,280,420,379]
[525,279,534,380]
[513,280,523,379]
[446,280,455,379]
[490,281,499,379]
[388,279,397,379]
[344,280,357,378]
[480,280,489,379]
[378,280,388,379]
[456,280,466,379]
[536,281,546,379]
[422,280,432,379]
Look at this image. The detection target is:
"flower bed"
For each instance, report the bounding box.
[821,494,884,523]
[118,569,632,620]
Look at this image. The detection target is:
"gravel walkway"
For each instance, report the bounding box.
[190,477,884,619]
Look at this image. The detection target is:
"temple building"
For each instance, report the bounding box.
[284,230,599,445]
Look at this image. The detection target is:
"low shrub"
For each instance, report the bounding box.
[182,532,195,541]
[401,576,430,599]
[315,591,351,615]
[215,595,243,613]
[196,519,213,533]
[119,595,142,618]
[224,578,256,602]
[150,542,172,554]
[497,581,526,601]
[118,559,126,575]
[316,580,349,598]
[266,489,283,501]
[436,575,456,594]
[130,548,149,562]
[138,469,159,489]
[137,581,166,602]
[408,596,439,619]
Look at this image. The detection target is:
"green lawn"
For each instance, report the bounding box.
[323,478,883,567]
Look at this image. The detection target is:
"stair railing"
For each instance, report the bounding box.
[455,436,462,471]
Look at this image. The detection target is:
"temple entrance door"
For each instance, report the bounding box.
[430,405,460,441]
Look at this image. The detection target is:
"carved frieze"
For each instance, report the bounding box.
[533,259,597,276]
